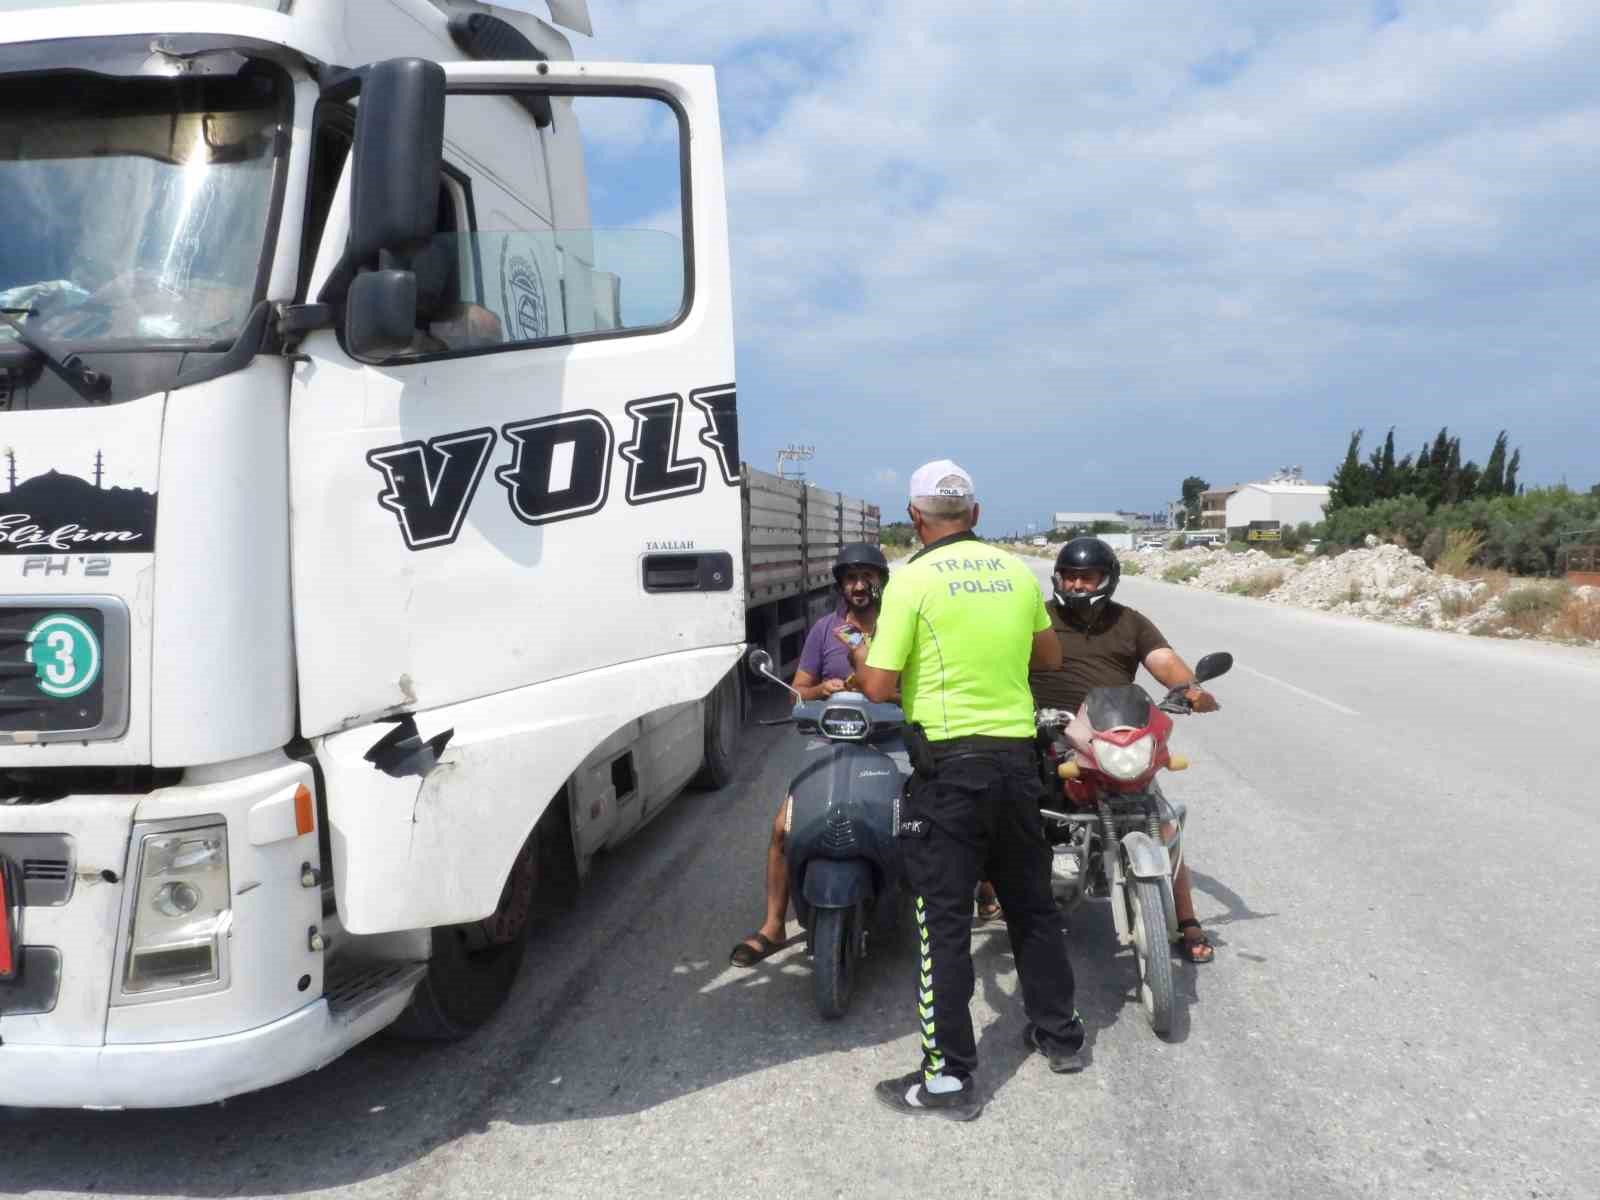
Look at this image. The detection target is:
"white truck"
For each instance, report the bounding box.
[0,0,874,1110]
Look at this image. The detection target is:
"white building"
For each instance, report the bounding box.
[1223,469,1331,530]
[1053,511,1127,531]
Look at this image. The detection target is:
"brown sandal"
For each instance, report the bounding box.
[729,931,784,967]
[1177,918,1214,964]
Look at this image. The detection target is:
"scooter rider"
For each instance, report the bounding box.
[1030,536,1218,963]
[851,460,1085,1122]
[728,542,890,967]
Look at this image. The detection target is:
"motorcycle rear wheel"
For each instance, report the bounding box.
[1130,879,1175,1036]
[813,904,858,1020]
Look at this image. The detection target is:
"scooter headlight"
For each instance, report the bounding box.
[819,706,870,741]
[1095,734,1153,782]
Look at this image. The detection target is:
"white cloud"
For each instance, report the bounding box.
[588,1,1600,523]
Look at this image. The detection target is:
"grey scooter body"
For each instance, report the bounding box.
[785,727,908,934]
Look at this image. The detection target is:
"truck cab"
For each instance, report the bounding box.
[0,0,743,1108]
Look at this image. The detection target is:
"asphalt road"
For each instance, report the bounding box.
[6,565,1598,1200]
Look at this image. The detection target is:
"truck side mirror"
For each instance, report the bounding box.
[346,270,419,358]
[349,57,446,264]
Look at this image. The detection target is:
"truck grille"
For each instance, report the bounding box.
[0,598,129,743]
[0,833,74,906]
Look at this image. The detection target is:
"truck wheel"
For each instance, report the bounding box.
[690,668,741,790]
[388,828,540,1041]
[1130,878,1175,1037]
[812,904,858,1020]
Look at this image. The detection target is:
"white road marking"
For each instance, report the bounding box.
[1239,665,1361,717]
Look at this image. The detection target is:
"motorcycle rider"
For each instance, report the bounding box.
[1030,537,1218,963]
[852,460,1084,1121]
[728,542,891,967]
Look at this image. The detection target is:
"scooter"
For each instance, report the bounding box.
[1035,651,1232,1036]
[747,649,908,1019]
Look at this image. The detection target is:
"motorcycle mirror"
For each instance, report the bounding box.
[746,647,803,702]
[1192,651,1233,684]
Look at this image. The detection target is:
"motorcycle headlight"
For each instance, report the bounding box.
[1095,734,1153,782]
[117,821,231,1001]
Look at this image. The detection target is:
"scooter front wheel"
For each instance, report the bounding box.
[1130,879,1175,1036]
[812,904,858,1020]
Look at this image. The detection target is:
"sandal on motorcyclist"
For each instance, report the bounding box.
[1177,918,1215,963]
[975,882,1002,922]
[728,930,786,967]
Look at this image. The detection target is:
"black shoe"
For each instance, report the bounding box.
[1024,1020,1088,1073]
[873,1070,984,1121]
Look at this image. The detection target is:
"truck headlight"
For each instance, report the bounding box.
[119,822,230,998]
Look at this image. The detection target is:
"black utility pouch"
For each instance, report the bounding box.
[903,721,938,780]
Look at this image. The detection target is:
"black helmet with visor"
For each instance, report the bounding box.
[1053,537,1120,615]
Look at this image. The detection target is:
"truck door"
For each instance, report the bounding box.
[288,63,740,736]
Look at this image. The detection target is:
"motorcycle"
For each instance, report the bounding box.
[1035,651,1232,1036]
[746,648,908,1019]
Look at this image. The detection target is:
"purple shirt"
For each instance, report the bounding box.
[797,608,855,683]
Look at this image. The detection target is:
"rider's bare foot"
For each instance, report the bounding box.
[1178,918,1214,964]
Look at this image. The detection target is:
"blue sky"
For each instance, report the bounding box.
[579,1,1598,533]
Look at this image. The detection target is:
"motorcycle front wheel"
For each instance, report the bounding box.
[812,904,858,1020]
[1130,878,1175,1036]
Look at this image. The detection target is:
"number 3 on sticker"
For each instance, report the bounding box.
[25,614,101,699]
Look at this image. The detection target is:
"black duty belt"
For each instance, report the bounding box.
[929,734,1034,758]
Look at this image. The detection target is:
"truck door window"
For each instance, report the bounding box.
[369,91,686,363]
[298,107,352,301]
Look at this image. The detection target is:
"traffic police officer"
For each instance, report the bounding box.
[848,460,1086,1121]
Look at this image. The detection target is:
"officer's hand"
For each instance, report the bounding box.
[1186,686,1218,713]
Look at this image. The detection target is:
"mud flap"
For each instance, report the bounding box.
[801,858,875,909]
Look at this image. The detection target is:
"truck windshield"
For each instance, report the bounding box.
[0,62,282,350]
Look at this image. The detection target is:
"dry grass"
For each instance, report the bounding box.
[1346,580,1363,604]
[1498,582,1571,635]
[1549,593,1600,642]
[1163,563,1203,583]
[1121,558,1144,576]
[1226,570,1286,597]
[1435,528,1485,577]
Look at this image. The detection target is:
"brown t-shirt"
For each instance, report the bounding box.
[1028,599,1170,713]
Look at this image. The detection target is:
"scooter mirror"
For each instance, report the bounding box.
[746,648,775,679]
[1192,651,1233,683]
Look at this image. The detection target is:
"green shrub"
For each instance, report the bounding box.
[1226,570,1285,597]
[1502,583,1568,618]
[1167,535,1186,551]
[1121,559,1144,576]
[1163,563,1203,583]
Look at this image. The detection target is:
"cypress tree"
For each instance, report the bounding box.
[1479,431,1508,496]
[1504,448,1521,496]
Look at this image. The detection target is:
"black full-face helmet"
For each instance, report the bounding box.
[833,542,890,595]
[1053,537,1121,615]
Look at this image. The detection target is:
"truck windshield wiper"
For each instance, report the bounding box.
[0,308,111,399]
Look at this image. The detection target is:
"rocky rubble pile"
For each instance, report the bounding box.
[1124,534,1599,646]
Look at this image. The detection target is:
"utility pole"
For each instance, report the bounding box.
[775,443,814,481]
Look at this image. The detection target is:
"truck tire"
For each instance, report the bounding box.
[388,826,541,1041]
[690,668,741,790]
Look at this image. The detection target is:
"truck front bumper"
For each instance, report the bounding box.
[0,977,416,1110]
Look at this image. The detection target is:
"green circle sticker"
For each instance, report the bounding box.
[26,614,102,700]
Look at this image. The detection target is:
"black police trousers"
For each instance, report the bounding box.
[900,743,1079,1080]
